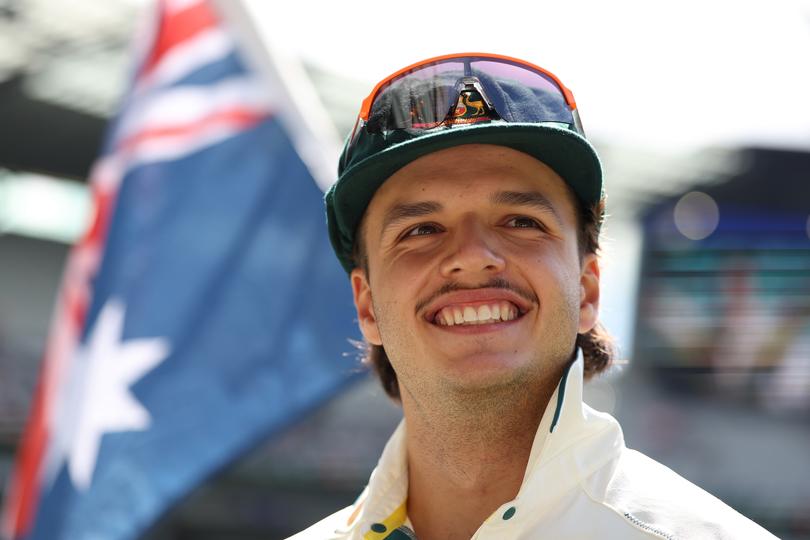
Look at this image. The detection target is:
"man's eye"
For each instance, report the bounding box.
[506,216,543,229]
[404,223,440,237]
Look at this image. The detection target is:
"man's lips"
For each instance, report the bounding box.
[422,287,534,325]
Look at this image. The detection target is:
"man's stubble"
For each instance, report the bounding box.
[370,275,581,431]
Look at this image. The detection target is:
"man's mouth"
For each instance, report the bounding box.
[433,301,523,326]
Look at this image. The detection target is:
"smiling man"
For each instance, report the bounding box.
[291,53,777,540]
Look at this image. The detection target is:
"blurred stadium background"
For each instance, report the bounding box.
[1,0,809,538]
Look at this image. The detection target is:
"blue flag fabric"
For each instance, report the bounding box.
[2,1,359,539]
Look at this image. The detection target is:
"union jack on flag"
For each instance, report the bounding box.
[1,1,357,539]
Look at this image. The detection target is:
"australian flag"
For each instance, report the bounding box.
[1,1,358,538]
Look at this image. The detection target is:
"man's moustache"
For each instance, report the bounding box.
[414,277,538,315]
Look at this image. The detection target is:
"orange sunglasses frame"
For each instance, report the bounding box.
[356,52,579,123]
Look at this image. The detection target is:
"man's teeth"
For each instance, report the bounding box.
[436,302,519,326]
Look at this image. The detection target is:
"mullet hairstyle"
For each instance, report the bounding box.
[352,195,616,401]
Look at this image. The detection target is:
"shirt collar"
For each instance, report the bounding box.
[345,350,624,538]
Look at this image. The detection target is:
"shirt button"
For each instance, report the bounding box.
[502,506,516,520]
[371,522,387,533]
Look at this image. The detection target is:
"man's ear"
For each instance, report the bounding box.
[578,253,600,334]
[351,267,383,346]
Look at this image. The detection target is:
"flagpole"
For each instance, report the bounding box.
[212,0,342,193]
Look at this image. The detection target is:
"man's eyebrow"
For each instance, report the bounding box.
[491,190,561,221]
[380,201,443,238]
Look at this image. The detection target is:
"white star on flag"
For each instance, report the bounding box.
[43,299,171,491]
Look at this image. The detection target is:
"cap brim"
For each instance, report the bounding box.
[327,122,603,273]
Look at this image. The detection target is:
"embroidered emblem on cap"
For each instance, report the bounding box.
[447,89,493,125]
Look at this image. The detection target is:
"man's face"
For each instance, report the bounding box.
[351,144,600,399]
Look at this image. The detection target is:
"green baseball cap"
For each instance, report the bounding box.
[325,54,603,273]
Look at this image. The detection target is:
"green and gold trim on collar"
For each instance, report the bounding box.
[363,502,409,539]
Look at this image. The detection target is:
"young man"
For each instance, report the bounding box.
[292,53,777,539]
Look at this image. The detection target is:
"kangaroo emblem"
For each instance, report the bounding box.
[462,92,486,116]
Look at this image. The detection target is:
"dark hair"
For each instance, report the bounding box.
[352,194,615,401]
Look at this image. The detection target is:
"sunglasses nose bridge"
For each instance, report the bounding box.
[457,76,498,115]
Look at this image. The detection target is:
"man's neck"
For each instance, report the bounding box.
[401,373,562,540]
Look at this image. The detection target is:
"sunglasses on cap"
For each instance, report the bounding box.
[342,52,586,167]
[328,52,603,274]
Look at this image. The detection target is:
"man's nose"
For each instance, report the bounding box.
[439,217,506,278]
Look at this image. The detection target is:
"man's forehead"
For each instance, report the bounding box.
[370,153,570,213]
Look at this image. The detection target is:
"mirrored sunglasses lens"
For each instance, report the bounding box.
[364,57,574,134]
[469,60,573,124]
[366,62,465,132]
